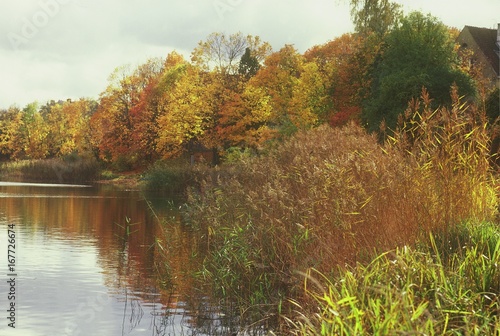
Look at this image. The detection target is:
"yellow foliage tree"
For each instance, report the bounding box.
[46,99,95,157]
[155,64,214,158]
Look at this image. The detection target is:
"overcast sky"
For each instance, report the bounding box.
[0,0,498,110]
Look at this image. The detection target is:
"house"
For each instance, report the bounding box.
[456,24,500,89]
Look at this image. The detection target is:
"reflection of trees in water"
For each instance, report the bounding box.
[95,195,236,335]
[0,185,266,334]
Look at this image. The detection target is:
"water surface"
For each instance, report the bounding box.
[0,182,217,336]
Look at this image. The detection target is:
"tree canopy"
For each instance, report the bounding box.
[361,12,476,132]
[350,0,402,37]
[0,17,486,167]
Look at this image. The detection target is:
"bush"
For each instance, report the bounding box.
[144,159,207,196]
[111,155,136,172]
[222,147,255,163]
[485,87,499,123]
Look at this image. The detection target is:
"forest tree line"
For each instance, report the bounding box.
[0,6,497,168]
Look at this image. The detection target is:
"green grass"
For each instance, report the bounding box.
[288,221,500,335]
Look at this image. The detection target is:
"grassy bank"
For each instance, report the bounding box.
[290,221,500,335]
[0,154,205,192]
[181,95,499,333]
[0,156,100,183]
[142,159,199,195]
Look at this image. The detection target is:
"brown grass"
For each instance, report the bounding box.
[1,156,100,183]
[183,88,498,329]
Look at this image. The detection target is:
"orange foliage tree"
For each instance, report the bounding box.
[305,33,369,127]
[45,98,96,157]
[218,43,341,150]
[90,59,163,165]
[217,84,275,149]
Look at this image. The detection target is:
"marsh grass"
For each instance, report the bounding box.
[1,156,100,183]
[388,87,497,236]
[289,221,500,335]
[183,89,498,332]
[143,159,204,195]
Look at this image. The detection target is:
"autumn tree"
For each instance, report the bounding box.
[248,44,321,135]
[289,61,330,127]
[128,54,186,163]
[191,32,272,76]
[217,84,275,149]
[129,52,204,162]
[20,102,50,159]
[154,62,215,158]
[250,45,302,131]
[0,102,51,160]
[362,12,476,133]
[349,0,402,37]
[0,106,24,159]
[217,44,334,149]
[304,33,364,126]
[190,33,273,160]
[45,98,96,157]
[90,58,163,165]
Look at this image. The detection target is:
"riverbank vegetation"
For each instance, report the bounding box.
[181,90,498,333]
[290,221,500,334]
[0,155,100,183]
[0,2,499,334]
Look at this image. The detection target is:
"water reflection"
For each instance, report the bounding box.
[0,182,228,336]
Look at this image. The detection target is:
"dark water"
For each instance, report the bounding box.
[0,182,227,336]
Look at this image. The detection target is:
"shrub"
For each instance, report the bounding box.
[222,147,255,163]
[112,155,136,172]
[144,159,207,196]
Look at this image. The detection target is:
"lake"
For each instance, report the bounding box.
[0,182,234,336]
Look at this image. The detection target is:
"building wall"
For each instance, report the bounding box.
[457,27,499,90]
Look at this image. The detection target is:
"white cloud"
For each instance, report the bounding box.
[0,0,497,109]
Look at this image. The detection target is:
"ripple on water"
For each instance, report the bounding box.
[0,184,217,336]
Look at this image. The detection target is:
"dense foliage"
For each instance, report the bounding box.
[362,12,476,133]
[1,10,488,167]
[0,4,498,334]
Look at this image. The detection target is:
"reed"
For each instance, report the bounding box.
[183,88,498,332]
[1,156,100,183]
[288,221,500,335]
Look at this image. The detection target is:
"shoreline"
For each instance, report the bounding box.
[94,172,144,190]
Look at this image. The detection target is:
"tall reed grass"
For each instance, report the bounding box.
[1,156,100,183]
[288,222,500,335]
[183,88,498,332]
